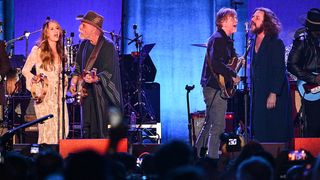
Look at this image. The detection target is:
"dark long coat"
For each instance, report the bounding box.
[250,35,293,142]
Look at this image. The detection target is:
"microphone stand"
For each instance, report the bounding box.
[243,24,250,143]
[5,29,42,58]
[0,114,53,154]
[127,25,144,143]
[104,30,133,56]
[185,85,195,145]
[61,30,66,140]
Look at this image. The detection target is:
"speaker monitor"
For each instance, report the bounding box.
[293,138,320,157]
[59,138,128,158]
[191,111,234,143]
[132,143,160,158]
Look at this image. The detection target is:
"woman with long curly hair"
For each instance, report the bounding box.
[22,19,68,144]
[249,7,293,143]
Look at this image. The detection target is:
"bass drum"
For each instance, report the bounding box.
[5,68,27,96]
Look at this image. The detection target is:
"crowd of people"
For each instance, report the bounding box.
[0,139,320,180]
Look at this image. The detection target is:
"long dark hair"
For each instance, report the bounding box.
[254,7,281,37]
[37,19,63,71]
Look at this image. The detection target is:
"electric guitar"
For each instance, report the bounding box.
[219,39,252,98]
[74,68,97,105]
[297,79,320,101]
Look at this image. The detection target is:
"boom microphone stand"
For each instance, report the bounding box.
[5,29,42,58]
[127,24,145,143]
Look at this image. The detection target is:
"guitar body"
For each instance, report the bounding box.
[218,57,239,98]
[297,80,320,101]
[74,68,96,105]
[217,39,252,98]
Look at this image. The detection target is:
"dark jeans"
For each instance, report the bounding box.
[195,87,227,158]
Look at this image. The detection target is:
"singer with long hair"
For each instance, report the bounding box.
[249,8,292,142]
[22,19,69,144]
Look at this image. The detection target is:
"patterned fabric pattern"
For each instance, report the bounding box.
[22,46,69,144]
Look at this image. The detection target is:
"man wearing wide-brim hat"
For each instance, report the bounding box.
[69,10,123,139]
[287,8,320,137]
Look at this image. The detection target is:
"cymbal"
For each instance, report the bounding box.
[191,43,207,48]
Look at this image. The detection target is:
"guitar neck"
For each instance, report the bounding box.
[235,39,252,73]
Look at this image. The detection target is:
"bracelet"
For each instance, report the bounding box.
[70,83,76,86]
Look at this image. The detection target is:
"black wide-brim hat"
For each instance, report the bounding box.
[76,11,104,32]
[302,8,320,31]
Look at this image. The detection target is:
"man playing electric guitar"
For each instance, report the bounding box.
[69,11,122,139]
[197,8,240,159]
[288,8,320,137]
[73,68,97,105]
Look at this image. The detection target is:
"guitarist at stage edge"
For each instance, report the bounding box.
[287,8,320,137]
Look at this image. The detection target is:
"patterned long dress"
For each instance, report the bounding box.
[22,46,69,144]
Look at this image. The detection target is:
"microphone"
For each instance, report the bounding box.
[244,22,249,33]
[133,24,138,37]
[127,24,141,45]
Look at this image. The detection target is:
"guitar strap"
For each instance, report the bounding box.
[84,35,104,71]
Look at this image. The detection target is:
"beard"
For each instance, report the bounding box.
[252,23,264,35]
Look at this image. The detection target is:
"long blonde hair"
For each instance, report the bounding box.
[37,19,63,71]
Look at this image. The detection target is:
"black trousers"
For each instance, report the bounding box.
[304,99,320,137]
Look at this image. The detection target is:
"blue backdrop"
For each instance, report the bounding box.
[13,0,122,57]
[123,0,318,143]
[123,0,247,142]
[11,0,319,143]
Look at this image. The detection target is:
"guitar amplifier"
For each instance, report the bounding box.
[191,111,235,142]
[24,114,38,132]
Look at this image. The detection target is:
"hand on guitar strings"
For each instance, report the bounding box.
[69,76,78,95]
[83,73,99,84]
